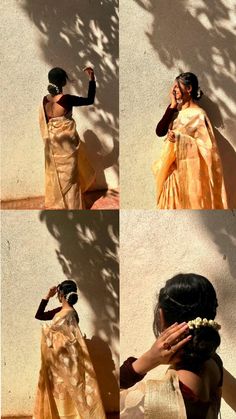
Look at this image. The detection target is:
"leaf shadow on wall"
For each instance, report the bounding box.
[198,209,236,412]
[39,210,119,411]
[19,0,119,188]
[134,0,236,208]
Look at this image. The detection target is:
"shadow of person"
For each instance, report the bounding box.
[223,368,236,412]
[85,335,119,412]
[200,95,236,209]
[83,128,119,187]
[83,130,109,190]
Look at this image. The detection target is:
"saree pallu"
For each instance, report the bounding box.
[39,105,95,209]
[120,370,220,419]
[33,310,106,419]
[153,108,227,209]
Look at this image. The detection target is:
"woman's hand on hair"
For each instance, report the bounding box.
[132,322,191,375]
[45,286,57,300]
[167,129,176,143]
[83,66,95,81]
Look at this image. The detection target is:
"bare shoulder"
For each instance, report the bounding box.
[176,358,222,401]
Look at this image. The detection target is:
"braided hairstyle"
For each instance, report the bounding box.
[47,67,69,96]
[153,273,221,372]
[176,72,203,101]
[58,280,78,306]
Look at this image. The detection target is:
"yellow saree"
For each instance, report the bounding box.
[39,105,95,209]
[153,107,227,209]
[120,369,220,419]
[33,309,106,419]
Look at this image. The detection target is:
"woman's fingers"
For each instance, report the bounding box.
[167,130,176,142]
[171,334,192,353]
[83,66,94,73]
[162,322,188,340]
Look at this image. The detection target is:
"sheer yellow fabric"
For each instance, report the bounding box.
[120,370,187,419]
[153,108,227,209]
[120,369,219,419]
[39,105,95,209]
[33,309,106,419]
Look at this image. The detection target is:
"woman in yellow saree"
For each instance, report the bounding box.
[120,273,223,419]
[33,280,106,419]
[153,72,227,209]
[39,67,96,209]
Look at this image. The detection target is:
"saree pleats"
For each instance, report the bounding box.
[153,108,227,209]
[33,310,106,419]
[39,105,95,209]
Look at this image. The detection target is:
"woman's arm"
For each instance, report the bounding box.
[69,67,96,107]
[156,85,178,137]
[120,322,191,389]
[35,299,61,321]
[156,105,177,137]
[35,286,61,320]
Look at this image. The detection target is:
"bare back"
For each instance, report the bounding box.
[44,94,67,119]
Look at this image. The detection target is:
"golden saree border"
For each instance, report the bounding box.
[144,370,187,419]
[120,370,187,419]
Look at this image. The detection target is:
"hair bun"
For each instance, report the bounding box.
[47,83,60,97]
[66,291,78,306]
[181,326,220,372]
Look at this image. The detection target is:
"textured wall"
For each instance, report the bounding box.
[120,209,236,418]
[120,0,236,209]
[1,0,118,200]
[1,210,119,415]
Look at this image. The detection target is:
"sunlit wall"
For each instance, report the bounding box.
[120,209,236,418]
[120,0,236,209]
[1,210,119,415]
[1,0,119,200]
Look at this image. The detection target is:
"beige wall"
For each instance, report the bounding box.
[120,209,236,418]
[1,0,118,201]
[1,210,119,415]
[120,0,236,209]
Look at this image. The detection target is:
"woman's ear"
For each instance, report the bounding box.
[187,85,192,94]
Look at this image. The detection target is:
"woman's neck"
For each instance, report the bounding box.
[180,98,198,110]
[61,300,72,310]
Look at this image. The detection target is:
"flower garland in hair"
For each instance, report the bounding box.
[188,317,221,330]
[66,291,78,302]
[49,82,60,94]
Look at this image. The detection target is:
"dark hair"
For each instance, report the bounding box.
[58,280,78,306]
[47,67,69,96]
[153,273,220,372]
[176,72,203,100]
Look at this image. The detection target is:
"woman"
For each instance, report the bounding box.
[120,273,223,418]
[33,280,106,419]
[153,72,227,209]
[39,67,96,209]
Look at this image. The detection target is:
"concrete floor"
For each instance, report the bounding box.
[0,189,119,210]
[2,415,119,419]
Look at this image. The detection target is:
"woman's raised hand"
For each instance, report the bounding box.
[132,322,191,375]
[170,85,178,109]
[45,286,58,300]
[83,66,95,81]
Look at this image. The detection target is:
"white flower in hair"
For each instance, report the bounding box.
[66,291,78,302]
[188,317,221,330]
[49,82,60,93]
